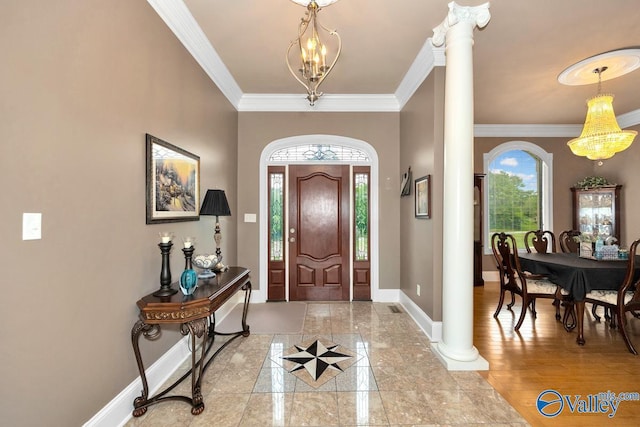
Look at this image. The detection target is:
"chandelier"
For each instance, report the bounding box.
[567,66,637,161]
[286,0,342,106]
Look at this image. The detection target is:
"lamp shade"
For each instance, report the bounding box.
[200,189,231,217]
[567,94,637,160]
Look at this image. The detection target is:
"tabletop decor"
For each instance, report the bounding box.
[153,232,178,297]
[574,232,597,259]
[146,133,200,224]
[574,232,620,260]
[193,253,221,279]
[179,243,198,295]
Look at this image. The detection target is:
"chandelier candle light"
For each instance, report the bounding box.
[559,49,640,163]
[286,0,342,106]
[567,66,637,161]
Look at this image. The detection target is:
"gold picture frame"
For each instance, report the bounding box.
[415,175,431,219]
[145,134,200,224]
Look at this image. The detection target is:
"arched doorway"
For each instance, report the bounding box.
[255,135,379,302]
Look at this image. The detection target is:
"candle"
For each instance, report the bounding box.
[159,232,173,244]
[183,236,195,248]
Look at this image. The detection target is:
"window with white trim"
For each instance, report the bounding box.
[483,141,553,252]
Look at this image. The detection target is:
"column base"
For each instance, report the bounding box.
[430,342,489,371]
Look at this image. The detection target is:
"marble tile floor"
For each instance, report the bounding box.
[125,302,528,426]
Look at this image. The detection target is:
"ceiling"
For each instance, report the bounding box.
[149,0,640,134]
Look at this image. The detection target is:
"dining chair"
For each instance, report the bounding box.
[491,232,567,330]
[584,238,640,355]
[559,229,581,254]
[524,229,557,253]
[560,229,611,323]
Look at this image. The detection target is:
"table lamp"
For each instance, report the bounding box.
[200,189,231,270]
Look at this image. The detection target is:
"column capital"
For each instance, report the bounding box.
[432,1,491,47]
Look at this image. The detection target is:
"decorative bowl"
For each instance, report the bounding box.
[193,254,221,278]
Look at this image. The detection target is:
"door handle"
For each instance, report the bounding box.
[289,237,296,242]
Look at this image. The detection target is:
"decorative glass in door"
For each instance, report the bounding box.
[571,185,622,241]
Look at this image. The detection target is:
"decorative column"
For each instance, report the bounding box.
[431,1,491,370]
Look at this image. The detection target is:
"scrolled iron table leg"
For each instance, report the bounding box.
[182,318,208,415]
[241,281,252,336]
[131,320,161,417]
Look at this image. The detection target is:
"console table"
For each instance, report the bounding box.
[131,267,251,416]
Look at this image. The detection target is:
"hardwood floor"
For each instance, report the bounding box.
[475,281,640,426]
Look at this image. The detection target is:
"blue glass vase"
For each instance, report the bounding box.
[180,269,198,295]
[180,246,198,295]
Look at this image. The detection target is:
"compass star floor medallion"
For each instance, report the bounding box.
[281,336,357,387]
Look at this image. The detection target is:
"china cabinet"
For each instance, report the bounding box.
[571,185,622,242]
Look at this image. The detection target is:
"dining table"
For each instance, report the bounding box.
[518,252,638,345]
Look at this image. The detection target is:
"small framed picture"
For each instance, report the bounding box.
[415,175,431,219]
[146,134,200,224]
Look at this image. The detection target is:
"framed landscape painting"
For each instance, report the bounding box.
[146,134,200,224]
[415,175,431,219]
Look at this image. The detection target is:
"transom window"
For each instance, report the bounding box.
[269,144,369,163]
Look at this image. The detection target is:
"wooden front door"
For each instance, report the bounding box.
[289,164,350,301]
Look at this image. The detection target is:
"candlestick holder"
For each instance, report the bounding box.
[153,241,178,297]
[179,246,198,295]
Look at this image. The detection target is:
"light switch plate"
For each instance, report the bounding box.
[244,213,257,223]
[23,213,42,240]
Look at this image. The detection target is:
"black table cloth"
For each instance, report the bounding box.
[518,252,635,300]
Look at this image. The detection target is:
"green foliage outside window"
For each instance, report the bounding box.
[269,173,284,261]
[489,170,539,249]
[355,174,368,261]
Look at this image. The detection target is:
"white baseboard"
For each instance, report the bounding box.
[482,270,499,282]
[83,295,242,427]
[430,342,489,371]
[373,287,401,302]
[399,290,442,342]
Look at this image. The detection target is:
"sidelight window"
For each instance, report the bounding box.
[354,172,369,261]
[269,170,284,261]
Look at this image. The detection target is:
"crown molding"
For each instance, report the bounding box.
[395,39,445,109]
[473,124,582,138]
[473,112,640,138]
[150,1,640,134]
[238,94,400,112]
[147,0,243,107]
[617,108,640,129]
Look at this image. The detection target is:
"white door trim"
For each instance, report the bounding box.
[257,135,379,303]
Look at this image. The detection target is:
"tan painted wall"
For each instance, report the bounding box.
[0,1,237,425]
[3,2,640,425]
[237,112,401,293]
[398,69,446,321]
[591,123,640,245]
